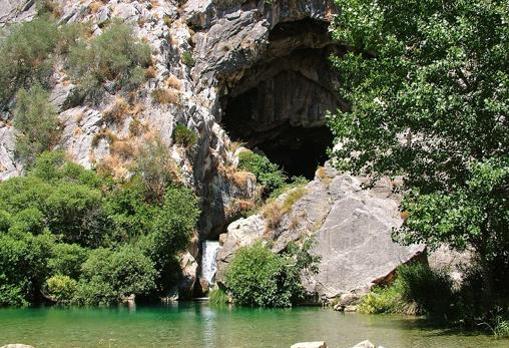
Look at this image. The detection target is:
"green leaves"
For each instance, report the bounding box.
[224,241,318,307]
[329,0,509,308]
[238,150,287,196]
[13,84,60,166]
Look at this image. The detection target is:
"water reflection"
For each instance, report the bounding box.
[0,303,506,348]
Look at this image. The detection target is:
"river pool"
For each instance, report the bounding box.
[0,302,506,347]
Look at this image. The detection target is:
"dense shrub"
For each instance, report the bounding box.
[224,241,317,307]
[238,151,286,196]
[181,51,195,67]
[358,263,454,317]
[172,124,197,148]
[67,21,151,102]
[0,17,58,105]
[74,246,157,305]
[48,243,89,279]
[13,84,60,165]
[397,262,454,317]
[0,232,54,306]
[0,151,200,306]
[133,139,180,202]
[209,288,229,305]
[44,275,78,304]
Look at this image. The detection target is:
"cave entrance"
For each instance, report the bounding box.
[220,18,344,179]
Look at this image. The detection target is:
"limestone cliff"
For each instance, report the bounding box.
[0,0,424,301]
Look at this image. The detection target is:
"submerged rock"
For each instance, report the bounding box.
[290,342,327,348]
[351,340,376,348]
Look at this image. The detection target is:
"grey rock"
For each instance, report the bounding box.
[216,165,425,301]
[1,345,35,348]
[112,3,139,21]
[290,342,327,348]
[0,124,20,180]
[0,0,35,27]
[351,341,375,348]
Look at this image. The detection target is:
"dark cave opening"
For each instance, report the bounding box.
[220,18,344,179]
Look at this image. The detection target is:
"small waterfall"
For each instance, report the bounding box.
[201,241,221,284]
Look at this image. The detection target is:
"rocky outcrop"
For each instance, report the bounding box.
[0,0,424,300]
[0,0,35,27]
[0,124,20,180]
[290,340,382,348]
[217,165,425,302]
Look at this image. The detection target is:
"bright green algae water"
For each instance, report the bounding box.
[0,302,506,348]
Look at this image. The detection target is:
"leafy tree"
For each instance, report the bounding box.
[67,20,151,102]
[238,151,286,196]
[0,152,111,247]
[133,139,179,203]
[48,243,89,279]
[0,17,58,106]
[75,246,156,305]
[329,0,509,305]
[140,186,199,291]
[224,241,317,307]
[13,84,60,166]
[104,176,158,243]
[0,232,54,306]
[44,182,110,247]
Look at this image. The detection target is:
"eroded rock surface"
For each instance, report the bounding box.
[0,0,424,300]
[217,165,424,301]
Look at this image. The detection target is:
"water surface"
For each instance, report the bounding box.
[0,302,506,347]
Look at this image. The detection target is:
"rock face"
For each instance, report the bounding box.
[216,165,424,301]
[0,0,424,300]
[0,0,35,27]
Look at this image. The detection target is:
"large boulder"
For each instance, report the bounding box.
[216,165,424,302]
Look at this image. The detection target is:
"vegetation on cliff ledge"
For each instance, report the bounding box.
[0,152,199,306]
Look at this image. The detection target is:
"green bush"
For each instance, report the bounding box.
[0,17,58,105]
[224,242,311,307]
[172,124,197,148]
[357,283,406,314]
[67,21,151,102]
[397,262,454,317]
[44,275,78,304]
[75,246,157,305]
[358,263,454,317]
[48,243,89,279]
[13,84,60,166]
[181,51,195,67]
[0,151,201,306]
[209,288,229,305]
[238,151,286,196]
[44,182,110,247]
[133,139,178,202]
[0,232,54,306]
[0,152,111,247]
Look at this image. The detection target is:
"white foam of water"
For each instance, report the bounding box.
[201,241,221,284]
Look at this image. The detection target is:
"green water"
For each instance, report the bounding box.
[0,302,506,348]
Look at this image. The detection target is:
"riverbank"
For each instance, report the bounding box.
[1,303,506,348]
